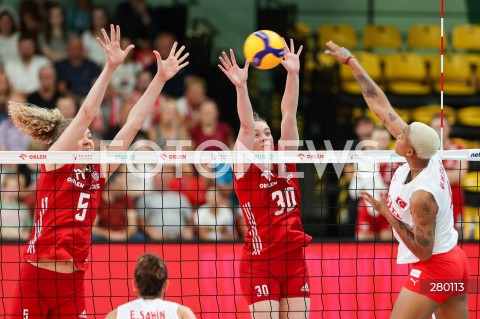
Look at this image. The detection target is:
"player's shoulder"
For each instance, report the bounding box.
[177,304,196,319]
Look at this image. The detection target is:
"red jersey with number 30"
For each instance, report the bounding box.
[234,163,312,259]
[24,164,105,271]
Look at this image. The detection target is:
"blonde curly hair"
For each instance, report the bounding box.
[8,102,72,145]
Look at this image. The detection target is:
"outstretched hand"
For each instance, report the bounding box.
[359,191,389,218]
[324,40,354,64]
[280,38,302,73]
[96,24,134,68]
[154,42,189,82]
[218,49,249,88]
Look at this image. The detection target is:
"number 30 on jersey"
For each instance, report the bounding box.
[272,187,297,216]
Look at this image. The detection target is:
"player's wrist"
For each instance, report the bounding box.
[344,55,355,65]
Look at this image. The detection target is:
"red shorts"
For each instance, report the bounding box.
[403,246,469,304]
[356,200,390,233]
[239,247,310,305]
[9,262,87,319]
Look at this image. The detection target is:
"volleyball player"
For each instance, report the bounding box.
[105,253,196,319]
[325,40,469,318]
[8,25,188,318]
[218,39,311,319]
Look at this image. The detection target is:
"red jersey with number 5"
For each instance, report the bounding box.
[24,164,105,271]
[234,163,312,259]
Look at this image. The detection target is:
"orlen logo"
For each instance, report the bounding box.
[158,153,168,160]
[297,153,305,160]
[19,154,47,160]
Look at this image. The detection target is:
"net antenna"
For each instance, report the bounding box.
[440,0,445,150]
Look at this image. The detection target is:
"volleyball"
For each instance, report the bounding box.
[243,30,285,70]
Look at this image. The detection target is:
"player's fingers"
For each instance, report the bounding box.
[169,41,178,57]
[219,56,230,70]
[296,44,303,56]
[222,51,232,67]
[110,24,115,42]
[290,38,294,52]
[230,49,237,66]
[101,28,110,44]
[96,37,106,49]
[115,25,121,42]
[178,61,189,69]
[175,45,185,59]
[244,60,250,69]
[324,49,334,56]
[325,40,342,51]
[177,52,189,64]
[218,64,228,75]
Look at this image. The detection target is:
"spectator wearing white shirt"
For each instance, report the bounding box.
[195,187,236,241]
[4,33,50,95]
[0,6,20,63]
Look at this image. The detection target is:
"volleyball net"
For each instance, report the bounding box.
[0,149,479,318]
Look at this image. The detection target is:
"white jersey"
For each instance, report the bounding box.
[387,153,457,264]
[117,298,180,319]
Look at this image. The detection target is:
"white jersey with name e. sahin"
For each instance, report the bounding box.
[117,298,179,319]
[387,153,458,264]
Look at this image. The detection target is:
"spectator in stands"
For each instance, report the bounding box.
[92,171,144,242]
[113,0,156,49]
[0,174,31,242]
[37,4,71,63]
[123,69,164,131]
[55,36,100,104]
[65,0,92,36]
[81,5,109,67]
[56,96,78,119]
[0,6,20,63]
[349,126,395,241]
[90,83,122,139]
[4,33,51,95]
[137,165,194,241]
[195,187,236,241]
[431,114,467,232]
[27,65,63,109]
[147,98,189,151]
[176,75,207,129]
[0,73,13,122]
[339,114,376,238]
[168,163,207,208]
[111,36,143,99]
[148,32,190,98]
[19,1,45,38]
[190,98,234,150]
[0,92,31,151]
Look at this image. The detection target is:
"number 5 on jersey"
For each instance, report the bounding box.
[272,187,297,216]
[75,192,90,221]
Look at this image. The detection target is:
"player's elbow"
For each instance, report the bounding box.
[417,249,433,262]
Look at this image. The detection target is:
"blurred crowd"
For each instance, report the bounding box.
[0,0,247,243]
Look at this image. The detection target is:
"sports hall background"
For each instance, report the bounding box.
[1,0,480,318]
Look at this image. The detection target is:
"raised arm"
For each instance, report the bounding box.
[49,25,134,152]
[325,41,407,138]
[218,50,254,178]
[103,43,189,177]
[279,38,302,151]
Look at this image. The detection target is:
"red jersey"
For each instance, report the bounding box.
[24,164,105,271]
[234,163,312,259]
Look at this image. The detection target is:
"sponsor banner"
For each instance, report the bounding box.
[2,150,480,164]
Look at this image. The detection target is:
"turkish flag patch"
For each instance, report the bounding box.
[396,197,407,209]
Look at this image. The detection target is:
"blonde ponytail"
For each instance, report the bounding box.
[8,102,71,145]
